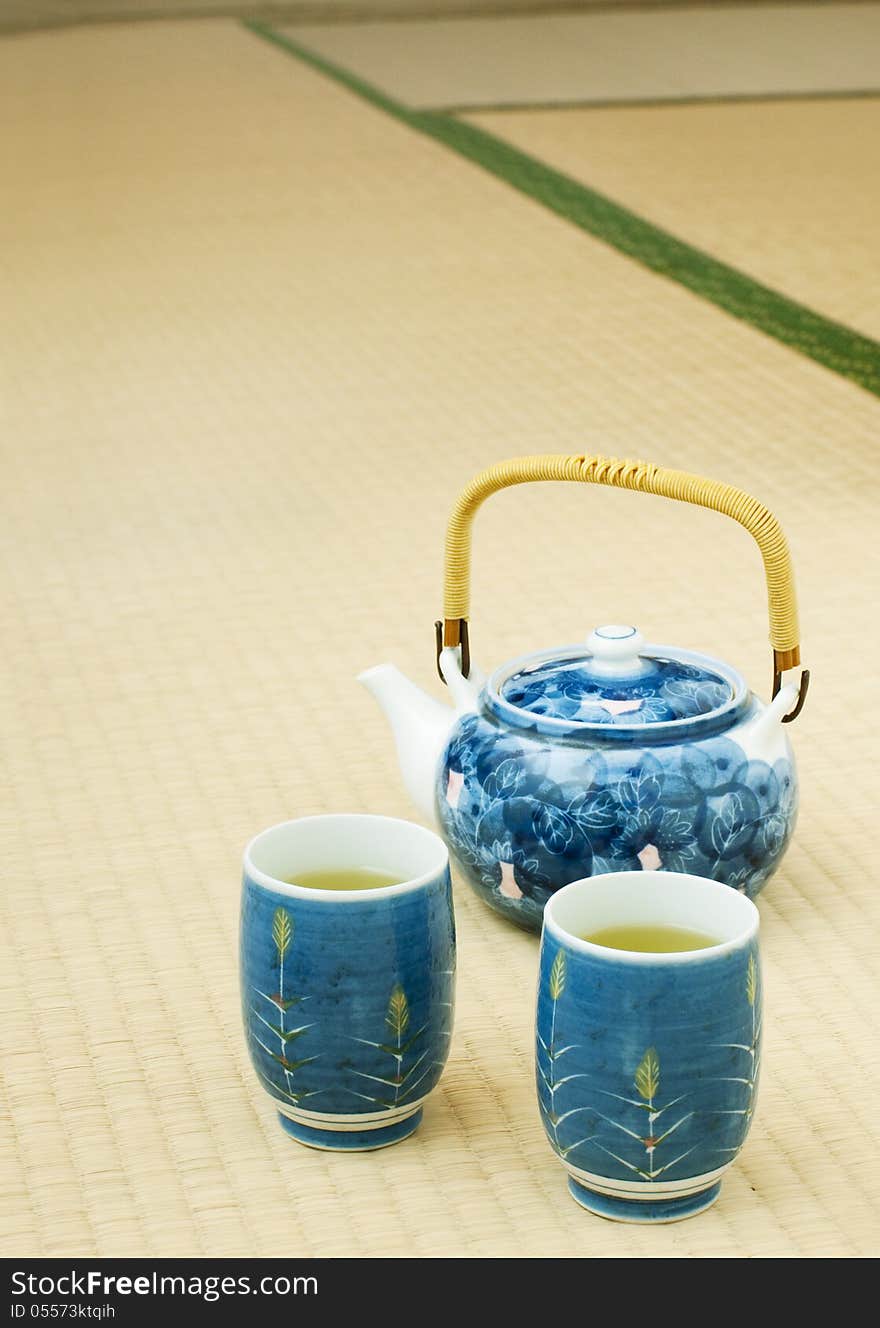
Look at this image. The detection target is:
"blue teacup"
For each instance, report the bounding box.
[536,871,761,1222]
[241,814,455,1150]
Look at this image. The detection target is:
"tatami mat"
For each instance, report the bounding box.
[287,4,880,109]
[0,0,588,36]
[469,96,880,341]
[1,18,879,1258]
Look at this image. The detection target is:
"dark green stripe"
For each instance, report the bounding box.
[245,20,880,399]
[434,89,880,115]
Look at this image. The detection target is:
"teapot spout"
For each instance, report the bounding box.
[358,664,459,825]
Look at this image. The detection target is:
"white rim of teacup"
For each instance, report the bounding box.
[243,813,449,902]
[543,870,759,965]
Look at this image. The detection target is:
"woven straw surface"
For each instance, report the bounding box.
[469,97,880,341]
[0,1,819,35]
[1,18,879,1258]
[288,5,880,108]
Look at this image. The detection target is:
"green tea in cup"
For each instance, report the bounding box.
[284,866,402,891]
[581,924,720,953]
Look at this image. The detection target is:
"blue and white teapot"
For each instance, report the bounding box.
[361,455,809,932]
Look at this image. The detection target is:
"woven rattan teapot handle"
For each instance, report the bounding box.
[436,454,808,722]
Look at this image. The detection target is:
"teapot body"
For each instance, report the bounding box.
[436,697,797,933]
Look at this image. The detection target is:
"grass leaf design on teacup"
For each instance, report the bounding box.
[349,984,438,1113]
[272,907,292,962]
[588,1046,696,1182]
[549,949,566,1002]
[250,906,317,1106]
[634,1047,660,1102]
[537,950,595,1158]
[386,985,410,1040]
[711,948,762,1134]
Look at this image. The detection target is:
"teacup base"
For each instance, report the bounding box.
[278,1108,423,1152]
[567,1177,722,1224]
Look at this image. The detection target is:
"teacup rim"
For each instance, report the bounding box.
[243,812,449,902]
[543,870,759,965]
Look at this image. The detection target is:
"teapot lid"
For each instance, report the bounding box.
[492,625,746,736]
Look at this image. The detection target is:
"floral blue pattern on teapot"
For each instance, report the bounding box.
[360,624,799,933]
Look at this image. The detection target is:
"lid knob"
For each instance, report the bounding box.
[586,625,649,678]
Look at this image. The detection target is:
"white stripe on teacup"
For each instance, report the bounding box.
[562,1160,732,1201]
[275,1098,428,1132]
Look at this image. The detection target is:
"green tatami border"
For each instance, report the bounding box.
[432,89,880,115]
[244,19,880,400]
